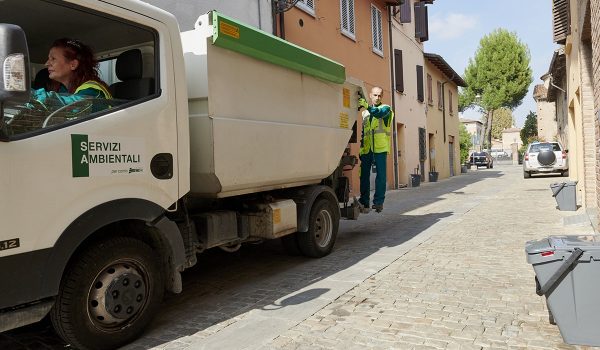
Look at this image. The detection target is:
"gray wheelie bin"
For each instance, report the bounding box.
[525,235,600,346]
[550,181,577,211]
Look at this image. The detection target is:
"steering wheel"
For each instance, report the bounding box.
[42,99,93,128]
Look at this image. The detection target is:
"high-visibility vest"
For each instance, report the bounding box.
[360,105,393,155]
[75,80,113,99]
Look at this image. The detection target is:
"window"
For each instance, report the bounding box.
[448,89,454,115]
[394,49,404,93]
[296,0,315,16]
[340,0,356,40]
[414,1,429,42]
[426,74,433,105]
[371,5,383,56]
[2,0,157,140]
[437,81,443,110]
[416,65,424,103]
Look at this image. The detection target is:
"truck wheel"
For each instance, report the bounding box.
[50,237,164,350]
[297,197,339,258]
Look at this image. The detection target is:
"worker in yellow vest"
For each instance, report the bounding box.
[358,86,394,213]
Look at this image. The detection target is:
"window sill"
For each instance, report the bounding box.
[295,4,316,17]
[372,48,384,57]
[341,30,356,41]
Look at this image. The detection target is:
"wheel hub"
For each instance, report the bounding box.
[89,263,146,326]
[315,209,333,248]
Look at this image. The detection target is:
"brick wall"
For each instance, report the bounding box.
[581,42,597,207]
[592,0,600,210]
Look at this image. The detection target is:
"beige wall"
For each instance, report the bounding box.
[424,61,460,179]
[390,0,426,185]
[501,130,522,153]
[536,77,558,142]
[282,0,392,195]
[563,0,597,209]
[592,0,600,211]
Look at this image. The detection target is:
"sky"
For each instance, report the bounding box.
[424,0,558,128]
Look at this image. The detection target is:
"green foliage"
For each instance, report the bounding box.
[520,111,538,145]
[459,124,473,164]
[461,29,532,111]
[491,108,514,139]
[460,29,532,148]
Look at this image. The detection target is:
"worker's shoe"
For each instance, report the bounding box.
[372,204,383,213]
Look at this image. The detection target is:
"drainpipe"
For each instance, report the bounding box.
[441,81,447,143]
[387,5,399,189]
[257,0,262,30]
[271,1,278,36]
[440,74,455,144]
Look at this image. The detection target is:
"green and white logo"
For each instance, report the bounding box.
[71,134,145,177]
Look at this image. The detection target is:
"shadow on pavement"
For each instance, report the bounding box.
[0,170,504,350]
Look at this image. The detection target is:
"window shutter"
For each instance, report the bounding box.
[400,0,411,23]
[418,127,427,161]
[416,65,424,102]
[449,90,453,114]
[414,2,429,42]
[427,74,433,104]
[394,49,404,93]
[340,0,356,39]
[371,5,383,55]
[552,0,570,44]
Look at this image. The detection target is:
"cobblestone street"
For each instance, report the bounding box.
[2,164,597,349]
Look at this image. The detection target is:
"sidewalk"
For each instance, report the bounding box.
[257,165,597,349]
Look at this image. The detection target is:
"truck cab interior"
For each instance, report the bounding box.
[1,0,159,138]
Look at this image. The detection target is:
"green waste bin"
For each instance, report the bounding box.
[550,181,577,211]
[526,235,600,346]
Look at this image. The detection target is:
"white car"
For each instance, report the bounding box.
[523,141,568,178]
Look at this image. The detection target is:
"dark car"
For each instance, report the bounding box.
[470,152,494,168]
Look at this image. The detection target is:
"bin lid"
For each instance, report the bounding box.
[526,235,600,254]
[549,235,600,251]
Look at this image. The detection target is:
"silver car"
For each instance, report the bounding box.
[523,141,568,178]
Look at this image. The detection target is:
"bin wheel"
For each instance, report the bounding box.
[562,169,569,177]
[546,300,556,325]
[50,237,164,350]
[524,171,530,179]
[296,197,339,258]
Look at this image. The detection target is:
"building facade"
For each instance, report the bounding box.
[281,0,395,194]
[533,77,558,142]
[549,0,597,210]
[142,0,273,32]
[461,119,484,152]
[424,54,466,179]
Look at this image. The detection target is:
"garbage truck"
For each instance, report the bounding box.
[0,1,364,348]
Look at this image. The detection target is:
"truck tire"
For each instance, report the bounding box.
[296,197,339,258]
[50,237,164,350]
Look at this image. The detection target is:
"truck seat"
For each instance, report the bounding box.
[109,49,154,100]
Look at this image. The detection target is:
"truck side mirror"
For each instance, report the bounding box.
[0,24,30,103]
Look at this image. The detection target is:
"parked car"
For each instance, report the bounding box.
[470,151,494,168]
[490,149,508,158]
[523,141,568,178]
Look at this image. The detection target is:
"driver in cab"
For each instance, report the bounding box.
[31,38,112,117]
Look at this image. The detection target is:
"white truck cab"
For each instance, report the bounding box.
[0,1,363,349]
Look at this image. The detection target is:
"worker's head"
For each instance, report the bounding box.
[45,38,100,93]
[369,86,383,106]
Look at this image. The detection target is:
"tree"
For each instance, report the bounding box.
[459,124,473,164]
[460,29,532,149]
[490,108,514,140]
[520,110,538,145]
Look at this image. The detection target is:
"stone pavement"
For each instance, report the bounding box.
[257,165,598,350]
[1,164,597,349]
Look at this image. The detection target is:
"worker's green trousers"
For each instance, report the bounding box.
[359,151,387,207]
